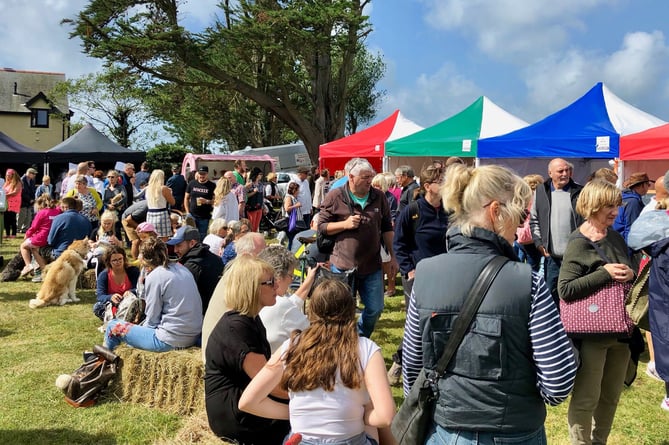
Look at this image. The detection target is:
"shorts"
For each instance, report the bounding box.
[122,218,139,241]
[23,238,42,249]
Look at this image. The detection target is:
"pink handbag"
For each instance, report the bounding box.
[560,280,634,337]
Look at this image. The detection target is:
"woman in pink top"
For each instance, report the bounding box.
[19,195,62,277]
[3,168,23,238]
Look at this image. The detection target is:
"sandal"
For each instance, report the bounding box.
[20,264,34,277]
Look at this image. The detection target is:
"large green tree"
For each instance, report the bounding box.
[64,0,373,163]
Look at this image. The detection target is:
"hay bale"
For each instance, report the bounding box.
[110,346,205,415]
[77,268,98,289]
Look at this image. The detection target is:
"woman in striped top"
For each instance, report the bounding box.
[401,164,578,445]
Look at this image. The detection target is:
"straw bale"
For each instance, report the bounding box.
[110,346,205,415]
[77,268,97,289]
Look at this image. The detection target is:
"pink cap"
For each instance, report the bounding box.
[136,222,156,233]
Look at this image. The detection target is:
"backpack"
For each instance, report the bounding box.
[55,345,120,408]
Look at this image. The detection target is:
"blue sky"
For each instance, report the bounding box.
[1,0,669,133]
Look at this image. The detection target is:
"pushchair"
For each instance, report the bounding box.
[259,198,283,234]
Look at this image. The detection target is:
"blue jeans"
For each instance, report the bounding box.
[193,216,210,243]
[332,266,383,338]
[288,431,378,445]
[544,256,562,308]
[104,319,174,352]
[426,425,546,445]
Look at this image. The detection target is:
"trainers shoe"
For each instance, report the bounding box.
[647,361,664,382]
[387,362,402,386]
[20,264,34,277]
[31,270,43,283]
[661,398,669,412]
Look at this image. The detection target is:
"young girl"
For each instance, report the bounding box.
[90,211,122,256]
[19,195,61,277]
[239,279,395,444]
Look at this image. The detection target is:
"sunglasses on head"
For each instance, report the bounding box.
[260,277,275,287]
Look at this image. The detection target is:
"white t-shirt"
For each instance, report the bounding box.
[259,294,309,353]
[202,234,224,256]
[282,336,380,441]
[289,178,312,215]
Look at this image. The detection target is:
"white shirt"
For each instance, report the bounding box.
[283,336,379,441]
[202,234,224,256]
[259,294,309,353]
[212,191,239,221]
[289,178,312,215]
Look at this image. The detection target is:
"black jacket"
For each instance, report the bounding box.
[180,243,224,314]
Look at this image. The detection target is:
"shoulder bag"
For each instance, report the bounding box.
[559,239,635,337]
[317,188,353,255]
[391,256,509,445]
[625,257,650,331]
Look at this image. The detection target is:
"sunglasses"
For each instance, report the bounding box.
[260,277,275,287]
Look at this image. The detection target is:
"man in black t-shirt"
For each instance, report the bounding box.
[166,164,187,211]
[184,165,216,241]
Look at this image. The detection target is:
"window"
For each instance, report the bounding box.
[31,109,49,128]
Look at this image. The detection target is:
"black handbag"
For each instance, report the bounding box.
[310,265,357,299]
[391,256,508,445]
[57,345,120,408]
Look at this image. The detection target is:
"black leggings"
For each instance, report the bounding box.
[4,210,17,236]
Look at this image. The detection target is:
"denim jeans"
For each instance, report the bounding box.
[289,431,378,445]
[426,425,547,445]
[104,319,174,352]
[193,216,210,243]
[544,255,562,308]
[332,266,383,338]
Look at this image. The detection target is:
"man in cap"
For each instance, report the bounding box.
[184,165,216,241]
[166,164,187,212]
[167,225,223,314]
[18,167,38,232]
[613,172,654,242]
[289,166,313,227]
[641,174,668,215]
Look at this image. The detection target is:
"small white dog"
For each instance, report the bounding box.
[29,239,89,309]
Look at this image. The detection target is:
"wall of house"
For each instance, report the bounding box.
[0,111,67,151]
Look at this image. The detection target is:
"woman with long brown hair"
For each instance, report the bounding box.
[240,279,395,444]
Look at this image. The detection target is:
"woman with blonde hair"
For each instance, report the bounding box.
[402,164,577,444]
[205,255,290,444]
[145,169,175,239]
[212,177,239,221]
[559,179,639,444]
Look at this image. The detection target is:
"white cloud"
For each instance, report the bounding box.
[423,0,610,59]
[379,63,483,127]
[520,31,669,120]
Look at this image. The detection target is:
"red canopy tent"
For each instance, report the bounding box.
[620,122,669,181]
[318,110,422,173]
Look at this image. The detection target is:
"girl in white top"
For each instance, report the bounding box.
[145,170,175,239]
[240,280,395,444]
[212,177,239,221]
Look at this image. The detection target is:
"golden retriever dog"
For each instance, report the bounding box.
[29,239,89,309]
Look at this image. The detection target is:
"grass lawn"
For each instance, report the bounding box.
[1,236,668,444]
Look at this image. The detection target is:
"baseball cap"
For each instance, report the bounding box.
[136,222,156,233]
[198,165,209,173]
[166,225,200,245]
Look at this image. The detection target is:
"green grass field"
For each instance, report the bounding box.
[0,236,667,444]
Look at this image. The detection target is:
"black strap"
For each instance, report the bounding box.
[434,256,509,377]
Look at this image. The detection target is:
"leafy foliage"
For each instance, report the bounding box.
[145,142,191,173]
[64,0,378,163]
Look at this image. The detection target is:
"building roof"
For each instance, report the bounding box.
[0,68,68,114]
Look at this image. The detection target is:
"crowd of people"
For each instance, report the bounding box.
[2,155,669,445]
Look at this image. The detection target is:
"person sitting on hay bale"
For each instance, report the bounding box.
[103,237,202,352]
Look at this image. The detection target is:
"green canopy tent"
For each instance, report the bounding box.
[384,96,527,172]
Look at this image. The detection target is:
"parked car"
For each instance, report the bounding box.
[276,171,299,198]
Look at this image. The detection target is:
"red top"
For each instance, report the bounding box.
[107,270,132,296]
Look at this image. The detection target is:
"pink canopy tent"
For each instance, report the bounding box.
[620,123,669,182]
[318,110,422,173]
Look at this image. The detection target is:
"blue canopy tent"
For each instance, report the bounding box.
[477,83,665,183]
